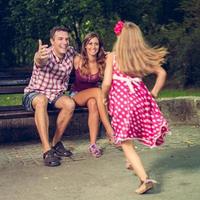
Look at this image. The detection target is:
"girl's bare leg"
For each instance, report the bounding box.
[121,140,148,181]
[121,140,156,194]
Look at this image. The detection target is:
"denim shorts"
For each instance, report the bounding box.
[22,91,65,112]
[69,91,78,97]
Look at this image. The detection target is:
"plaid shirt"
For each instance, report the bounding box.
[24,46,76,102]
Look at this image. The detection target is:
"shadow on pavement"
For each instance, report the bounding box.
[149,145,200,194]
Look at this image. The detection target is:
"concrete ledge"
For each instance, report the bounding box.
[157,96,200,125]
[0,97,199,143]
[0,112,89,143]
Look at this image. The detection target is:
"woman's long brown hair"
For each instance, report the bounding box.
[79,32,106,78]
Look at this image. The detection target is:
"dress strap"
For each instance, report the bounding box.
[113,54,116,65]
[112,54,117,71]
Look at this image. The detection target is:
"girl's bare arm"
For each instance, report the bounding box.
[101,53,113,103]
[150,66,167,98]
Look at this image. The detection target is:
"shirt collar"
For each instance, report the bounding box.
[51,47,66,64]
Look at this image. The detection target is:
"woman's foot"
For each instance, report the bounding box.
[89,144,103,158]
[135,179,157,194]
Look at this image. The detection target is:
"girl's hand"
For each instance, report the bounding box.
[150,90,158,98]
[106,133,115,144]
[103,97,108,105]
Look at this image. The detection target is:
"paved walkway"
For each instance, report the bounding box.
[0,125,200,200]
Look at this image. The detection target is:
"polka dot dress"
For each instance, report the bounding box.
[108,60,169,148]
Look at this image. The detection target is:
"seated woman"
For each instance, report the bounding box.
[70,32,113,158]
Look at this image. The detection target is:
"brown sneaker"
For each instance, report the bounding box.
[43,149,61,167]
[135,179,157,194]
[53,141,73,157]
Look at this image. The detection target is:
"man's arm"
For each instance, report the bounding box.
[34,39,49,67]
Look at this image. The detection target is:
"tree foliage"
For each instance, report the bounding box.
[0,0,199,87]
[154,0,200,87]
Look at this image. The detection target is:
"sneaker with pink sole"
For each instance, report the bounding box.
[89,144,103,158]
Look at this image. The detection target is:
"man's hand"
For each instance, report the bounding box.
[34,39,49,66]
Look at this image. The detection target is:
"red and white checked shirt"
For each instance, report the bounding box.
[24,46,76,102]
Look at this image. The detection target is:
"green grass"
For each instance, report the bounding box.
[0,94,23,106]
[159,89,200,98]
[0,89,200,106]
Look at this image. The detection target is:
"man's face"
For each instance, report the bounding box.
[50,31,69,58]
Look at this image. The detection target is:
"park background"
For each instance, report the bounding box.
[0,2,200,199]
[0,0,200,91]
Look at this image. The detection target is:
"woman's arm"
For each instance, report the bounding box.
[73,54,81,70]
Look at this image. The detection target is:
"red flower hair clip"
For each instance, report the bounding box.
[114,20,124,36]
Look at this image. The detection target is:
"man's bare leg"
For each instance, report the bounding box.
[52,96,75,146]
[32,95,50,153]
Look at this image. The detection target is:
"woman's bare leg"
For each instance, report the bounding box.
[72,88,114,138]
[87,98,100,144]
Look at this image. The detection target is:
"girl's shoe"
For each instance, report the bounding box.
[125,160,137,176]
[135,179,157,194]
[89,144,102,158]
[126,160,133,170]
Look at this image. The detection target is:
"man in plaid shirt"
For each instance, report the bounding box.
[23,26,76,167]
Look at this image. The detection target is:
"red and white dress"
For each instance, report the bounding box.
[108,58,169,148]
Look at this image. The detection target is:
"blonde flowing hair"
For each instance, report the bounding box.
[113,21,168,77]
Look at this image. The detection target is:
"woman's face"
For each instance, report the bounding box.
[85,37,100,57]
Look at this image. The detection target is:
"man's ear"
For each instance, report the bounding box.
[50,38,54,45]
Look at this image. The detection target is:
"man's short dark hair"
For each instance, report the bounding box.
[50,26,70,39]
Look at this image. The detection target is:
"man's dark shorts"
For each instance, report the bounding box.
[22,92,65,112]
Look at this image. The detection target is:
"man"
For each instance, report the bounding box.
[23,26,76,167]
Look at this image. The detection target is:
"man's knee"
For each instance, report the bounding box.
[62,98,75,112]
[33,95,48,109]
[68,98,75,112]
